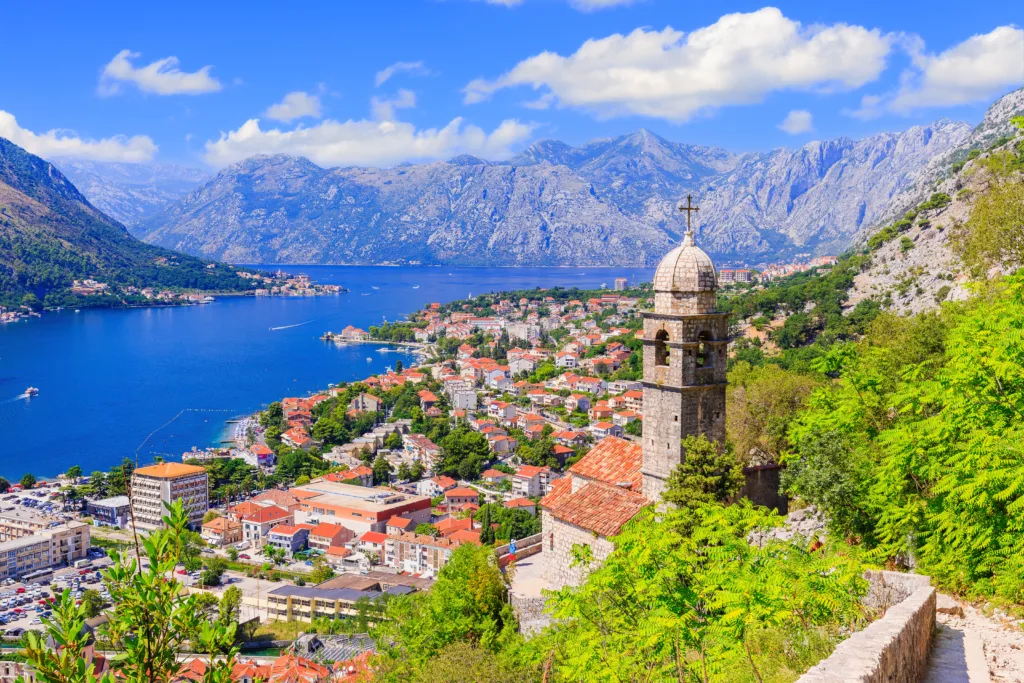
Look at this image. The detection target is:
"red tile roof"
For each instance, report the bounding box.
[448,529,483,545]
[545,479,648,537]
[444,486,478,499]
[309,522,346,538]
[504,498,536,508]
[435,517,474,535]
[569,436,642,491]
[360,531,387,544]
[387,516,415,529]
[515,465,549,478]
[242,505,290,524]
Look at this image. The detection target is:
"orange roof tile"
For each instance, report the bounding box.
[134,462,206,479]
[545,479,648,537]
[568,436,642,491]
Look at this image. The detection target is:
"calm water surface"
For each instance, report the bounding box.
[0,266,651,478]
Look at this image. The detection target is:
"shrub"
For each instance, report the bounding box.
[899,237,915,253]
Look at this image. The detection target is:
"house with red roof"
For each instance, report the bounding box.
[241,505,293,547]
[385,516,416,536]
[358,531,388,556]
[416,475,457,498]
[281,427,314,450]
[591,421,623,439]
[266,523,314,557]
[481,469,510,485]
[504,498,537,515]
[444,487,479,509]
[307,522,354,551]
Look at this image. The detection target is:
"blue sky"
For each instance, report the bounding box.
[1,0,1021,169]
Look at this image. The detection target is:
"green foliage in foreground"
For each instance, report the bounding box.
[17,501,239,682]
[785,272,1024,602]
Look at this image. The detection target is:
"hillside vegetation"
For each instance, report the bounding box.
[0,137,257,308]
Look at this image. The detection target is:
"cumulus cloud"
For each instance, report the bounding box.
[778,109,813,134]
[0,110,157,162]
[98,49,222,96]
[371,89,417,121]
[871,26,1023,116]
[202,116,535,169]
[464,8,892,122]
[264,91,323,122]
[374,61,431,87]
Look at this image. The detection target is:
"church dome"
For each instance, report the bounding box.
[653,231,717,293]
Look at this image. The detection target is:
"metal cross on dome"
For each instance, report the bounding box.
[678,194,699,231]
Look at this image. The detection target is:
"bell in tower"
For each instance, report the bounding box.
[640,196,729,502]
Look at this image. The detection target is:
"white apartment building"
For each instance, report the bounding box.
[130,463,209,530]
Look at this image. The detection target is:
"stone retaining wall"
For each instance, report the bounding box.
[798,571,936,683]
[510,594,550,635]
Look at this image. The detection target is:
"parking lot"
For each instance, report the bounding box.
[0,483,75,519]
[0,548,111,636]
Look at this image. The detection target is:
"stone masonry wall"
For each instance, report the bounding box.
[541,510,614,591]
[798,571,936,683]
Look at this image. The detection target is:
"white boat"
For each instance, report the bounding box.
[372,286,380,290]
[366,357,373,362]
[25,387,39,397]
[412,285,420,289]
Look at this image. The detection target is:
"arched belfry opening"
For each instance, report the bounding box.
[696,330,712,368]
[654,329,670,367]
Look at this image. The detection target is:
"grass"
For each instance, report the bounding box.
[696,624,851,683]
[250,619,307,641]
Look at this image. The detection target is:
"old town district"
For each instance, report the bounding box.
[0,232,780,681]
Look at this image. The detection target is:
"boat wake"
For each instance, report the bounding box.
[269,318,319,331]
[0,393,29,404]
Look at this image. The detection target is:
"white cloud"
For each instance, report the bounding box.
[202,116,535,169]
[569,0,636,11]
[890,26,1024,113]
[371,89,417,121]
[0,110,157,162]
[778,109,813,134]
[464,7,892,122]
[374,61,431,87]
[265,91,323,122]
[98,49,222,96]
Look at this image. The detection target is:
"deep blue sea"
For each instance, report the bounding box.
[0,266,652,478]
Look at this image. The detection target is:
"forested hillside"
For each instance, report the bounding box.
[0,137,258,309]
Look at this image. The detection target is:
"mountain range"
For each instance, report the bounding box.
[40,89,1024,268]
[0,139,253,305]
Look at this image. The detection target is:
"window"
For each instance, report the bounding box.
[696,331,712,368]
[654,329,670,367]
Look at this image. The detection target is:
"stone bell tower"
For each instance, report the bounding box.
[640,196,729,502]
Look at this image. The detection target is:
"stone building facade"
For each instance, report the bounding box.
[536,226,729,591]
[640,230,729,501]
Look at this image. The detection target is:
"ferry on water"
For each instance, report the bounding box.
[25,387,39,397]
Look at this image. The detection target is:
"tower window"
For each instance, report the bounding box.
[696,331,712,368]
[654,329,670,367]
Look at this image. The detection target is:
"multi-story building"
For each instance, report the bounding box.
[86,495,131,528]
[0,521,89,581]
[265,524,313,558]
[201,517,242,547]
[384,531,477,575]
[264,573,429,623]
[614,277,628,291]
[0,509,62,542]
[241,505,293,546]
[292,479,431,535]
[130,463,209,530]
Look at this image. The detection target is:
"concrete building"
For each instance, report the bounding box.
[614,277,628,291]
[86,495,131,528]
[241,505,293,546]
[266,524,313,558]
[384,531,478,575]
[0,521,90,581]
[201,517,242,547]
[0,510,63,542]
[307,522,354,552]
[292,479,431,535]
[130,463,209,530]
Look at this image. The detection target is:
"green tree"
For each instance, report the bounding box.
[219,586,242,627]
[373,455,394,485]
[66,465,83,480]
[385,432,404,450]
[20,501,239,683]
[662,435,744,519]
[415,523,439,538]
[309,558,335,585]
[372,544,520,680]
[226,546,239,562]
[202,510,223,524]
[19,473,36,490]
[202,556,229,586]
[0,478,9,494]
[80,589,104,618]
